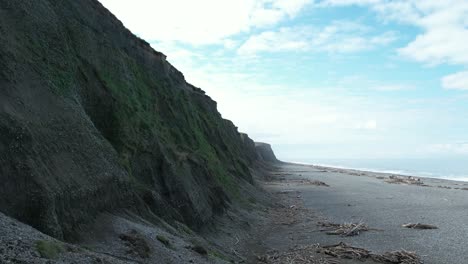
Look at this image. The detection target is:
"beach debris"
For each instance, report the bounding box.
[290,179,330,187]
[272,202,310,226]
[304,180,330,187]
[319,242,371,260]
[317,221,372,236]
[257,245,340,264]
[317,242,422,264]
[277,190,297,194]
[437,185,452,189]
[372,250,422,264]
[257,242,422,264]
[348,172,366,176]
[384,175,424,185]
[402,223,438,229]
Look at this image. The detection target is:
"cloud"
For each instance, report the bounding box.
[98,0,313,45]
[319,0,381,7]
[237,27,310,55]
[316,0,468,90]
[355,120,378,130]
[442,71,468,90]
[334,1,468,66]
[237,22,397,55]
[398,27,468,66]
[372,84,415,92]
[427,142,468,155]
[273,0,314,17]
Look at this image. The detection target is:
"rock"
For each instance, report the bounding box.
[191,245,208,255]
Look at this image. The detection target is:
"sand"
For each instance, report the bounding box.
[250,162,468,264]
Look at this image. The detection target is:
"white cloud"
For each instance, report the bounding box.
[398,27,468,66]
[316,0,468,91]
[237,22,397,55]
[355,120,378,130]
[273,0,314,17]
[427,142,468,155]
[369,2,468,66]
[319,0,381,7]
[372,84,414,92]
[98,0,313,45]
[442,71,468,90]
[237,27,310,55]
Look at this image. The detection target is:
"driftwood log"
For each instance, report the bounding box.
[402,223,438,229]
[318,221,377,236]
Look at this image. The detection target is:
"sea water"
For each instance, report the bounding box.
[294,158,468,182]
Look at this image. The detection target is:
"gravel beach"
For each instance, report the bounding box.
[254,162,468,264]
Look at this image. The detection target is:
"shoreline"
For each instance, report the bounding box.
[287,161,468,184]
[253,162,468,264]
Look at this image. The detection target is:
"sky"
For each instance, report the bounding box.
[98,0,468,161]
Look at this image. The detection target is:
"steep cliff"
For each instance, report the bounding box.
[0,0,268,241]
[255,142,280,163]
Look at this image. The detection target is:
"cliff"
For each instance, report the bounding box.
[255,142,280,163]
[0,0,275,242]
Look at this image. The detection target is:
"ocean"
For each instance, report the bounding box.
[293,158,468,182]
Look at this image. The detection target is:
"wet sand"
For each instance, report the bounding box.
[253,162,468,264]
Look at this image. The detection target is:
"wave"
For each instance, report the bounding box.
[291,160,468,182]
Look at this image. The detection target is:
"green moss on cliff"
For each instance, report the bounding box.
[94,48,244,199]
[35,240,65,259]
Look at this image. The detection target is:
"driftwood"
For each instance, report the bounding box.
[289,179,330,187]
[437,185,452,189]
[317,221,374,236]
[402,223,438,229]
[258,242,422,264]
[373,250,422,264]
[385,175,424,185]
[302,180,330,187]
[317,242,422,264]
[257,246,338,264]
[319,242,370,259]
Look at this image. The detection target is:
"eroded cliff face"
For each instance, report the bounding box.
[255,143,279,163]
[0,0,265,240]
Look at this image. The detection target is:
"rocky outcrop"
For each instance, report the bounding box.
[255,142,280,163]
[0,0,274,240]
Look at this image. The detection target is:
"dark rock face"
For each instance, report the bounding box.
[255,143,279,163]
[0,0,271,240]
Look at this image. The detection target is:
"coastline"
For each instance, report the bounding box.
[289,161,468,184]
[251,161,468,264]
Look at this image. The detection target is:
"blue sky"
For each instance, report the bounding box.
[98,0,468,161]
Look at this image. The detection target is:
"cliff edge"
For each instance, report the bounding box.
[255,142,280,163]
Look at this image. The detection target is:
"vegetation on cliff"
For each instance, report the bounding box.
[0,0,266,240]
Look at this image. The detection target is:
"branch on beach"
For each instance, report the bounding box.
[402,223,438,230]
[286,179,330,187]
[258,242,422,264]
[257,245,342,264]
[300,180,330,187]
[318,242,422,264]
[317,221,376,237]
[384,175,424,185]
